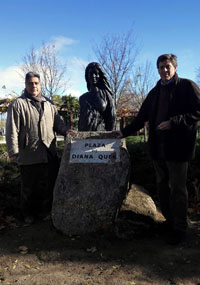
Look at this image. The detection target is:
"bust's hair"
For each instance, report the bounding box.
[85,62,113,97]
[156,54,177,69]
[25,71,40,82]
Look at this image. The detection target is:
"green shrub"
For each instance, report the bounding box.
[126,136,156,196]
[126,136,200,203]
[0,143,7,153]
[0,146,20,214]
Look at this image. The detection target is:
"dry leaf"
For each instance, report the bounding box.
[38,262,42,265]
[112,265,120,269]
[86,246,97,253]
[18,246,28,254]
[24,264,31,269]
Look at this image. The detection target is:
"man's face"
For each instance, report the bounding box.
[25,76,41,97]
[158,59,177,83]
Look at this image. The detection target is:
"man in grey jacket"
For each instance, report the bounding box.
[6,71,71,223]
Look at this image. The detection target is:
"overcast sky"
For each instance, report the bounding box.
[1,0,200,98]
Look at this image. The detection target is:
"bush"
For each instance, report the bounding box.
[126,136,156,196]
[126,136,200,206]
[0,145,20,214]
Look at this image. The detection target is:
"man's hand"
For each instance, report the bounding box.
[9,155,17,163]
[112,130,124,139]
[157,120,171,130]
[66,129,77,136]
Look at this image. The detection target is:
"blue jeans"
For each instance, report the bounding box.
[153,160,188,232]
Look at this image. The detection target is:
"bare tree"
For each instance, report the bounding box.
[93,30,139,105]
[20,43,68,99]
[117,61,156,113]
[117,61,157,139]
[128,61,157,111]
[196,67,200,86]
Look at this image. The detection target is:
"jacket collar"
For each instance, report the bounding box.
[156,73,179,88]
[21,91,47,102]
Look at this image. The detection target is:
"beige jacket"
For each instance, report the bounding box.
[6,94,67,165]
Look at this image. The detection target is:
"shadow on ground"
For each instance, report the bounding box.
[0,209,200,285]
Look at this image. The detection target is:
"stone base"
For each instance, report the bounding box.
[52,132,131,236]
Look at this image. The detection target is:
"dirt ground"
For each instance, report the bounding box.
[0,209,200,285]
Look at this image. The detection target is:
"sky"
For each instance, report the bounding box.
[1,0,200,98]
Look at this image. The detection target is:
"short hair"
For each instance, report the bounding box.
[25,71,40,82]
[156,54,177,69]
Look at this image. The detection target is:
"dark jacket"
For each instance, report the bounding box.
[122,74,200,161]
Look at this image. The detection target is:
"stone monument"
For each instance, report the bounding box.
[52,131,131,236]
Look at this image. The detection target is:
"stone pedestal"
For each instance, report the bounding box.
[52,132,131,236]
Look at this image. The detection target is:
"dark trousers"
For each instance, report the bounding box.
[19,160,59,217]
[153,160,188,232]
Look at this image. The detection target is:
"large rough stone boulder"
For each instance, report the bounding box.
[52,132,131,236]
[121,184,165,222]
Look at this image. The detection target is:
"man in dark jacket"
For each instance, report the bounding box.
[116,54,200,244]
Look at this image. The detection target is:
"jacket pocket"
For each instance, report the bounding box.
[20,133,29,149]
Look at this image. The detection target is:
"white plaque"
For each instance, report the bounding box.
[69,139,120,163]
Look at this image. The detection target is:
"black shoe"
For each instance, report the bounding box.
[166,230,186,245]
